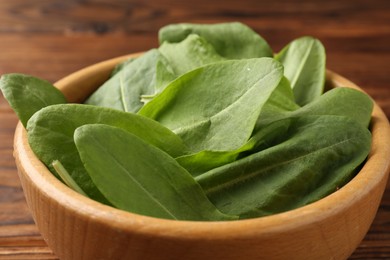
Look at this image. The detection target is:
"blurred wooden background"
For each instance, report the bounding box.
[0,0,389,259]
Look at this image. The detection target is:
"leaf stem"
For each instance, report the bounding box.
[52,160,88,197]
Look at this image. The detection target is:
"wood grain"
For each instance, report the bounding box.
[0,0,389,259]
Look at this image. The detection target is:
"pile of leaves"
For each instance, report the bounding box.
[0,22,373,221]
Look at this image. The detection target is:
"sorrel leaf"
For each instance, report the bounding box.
[138,58,283,152]
[159,34,225,75]
[196,115,371,219]
[27,104,188,202]
[85,49,167,113]
[289,87,373,127]
[275,36,326,106]
[159,22,273,59]
[0,22,374,222]
[176,118,292,176]
[52,160,88,196]
[110,57,136,77]
[258,76,300,122]
[256,87,374,129]
[74,124,237,221]
[0,74,67,127]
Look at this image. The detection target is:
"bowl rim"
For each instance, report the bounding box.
[14,53,390,240]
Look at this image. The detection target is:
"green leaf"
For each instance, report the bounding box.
[139,58,284,152]
[275,36,326,106]
[154,56,177,92]
[52,160,88,197]
[258,76,300,122]
[27,104,188,203]
[159,34,226,75]
[74,124,237,221]
[110,57,136,77]
[159,22,273,59]
[85,49,170,113]
[256,87,374,129]
[146,34,226,104]
[196,115,371,218]
[176,118,292,176]
[290,87,373,127]
[175,148,247,178]
[0,74,67,127]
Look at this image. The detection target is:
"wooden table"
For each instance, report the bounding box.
[0,0,389,259]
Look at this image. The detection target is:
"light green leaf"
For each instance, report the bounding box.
[153,56,177,92]
[159,34,226,75]
[275,36,326,105]
[258,76,300,122]
[151,34,226,96]
[159,22,273,59]
[52,160,88,196]
[74,124,237,221]
[139,58,283,152]
[110,57,136,77]
[0,74,67,127]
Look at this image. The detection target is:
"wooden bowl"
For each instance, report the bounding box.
[13,53,390,260]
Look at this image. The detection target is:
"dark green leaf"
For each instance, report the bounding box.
[74,124,237,221]
[175,147,248,178]
[197,115,371,218]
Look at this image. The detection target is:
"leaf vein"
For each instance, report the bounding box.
[90,136,178,219]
